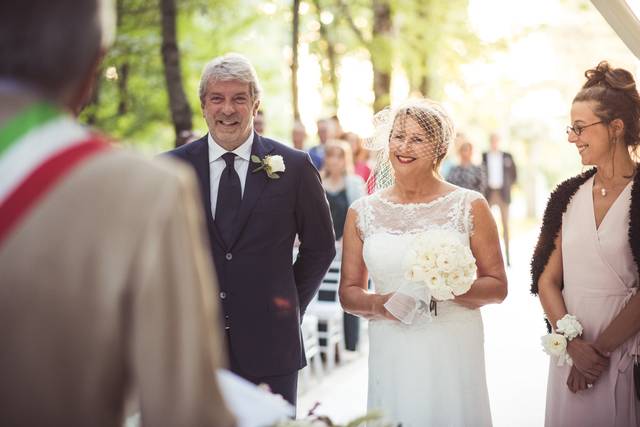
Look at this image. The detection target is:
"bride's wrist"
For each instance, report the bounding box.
[370,293,385,317]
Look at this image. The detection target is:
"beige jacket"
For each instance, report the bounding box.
[0,150,235,427]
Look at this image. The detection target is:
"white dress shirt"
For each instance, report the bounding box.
[486,151,504,190]
[208,131,254,218]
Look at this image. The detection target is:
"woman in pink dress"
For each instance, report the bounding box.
[343,132,372,185]
[532,61,640,426]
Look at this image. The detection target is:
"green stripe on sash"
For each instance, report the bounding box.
[0,103,60,157]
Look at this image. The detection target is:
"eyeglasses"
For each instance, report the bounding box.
[566,121,604,136]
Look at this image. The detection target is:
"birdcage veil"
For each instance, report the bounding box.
[364,98,455,193]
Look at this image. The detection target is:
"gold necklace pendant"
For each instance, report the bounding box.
[600,187,607,197]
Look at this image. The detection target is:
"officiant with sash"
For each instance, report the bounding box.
[0,1,234,426]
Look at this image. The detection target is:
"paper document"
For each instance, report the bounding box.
[217,369,294,427]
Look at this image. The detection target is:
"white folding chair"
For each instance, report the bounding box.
[299,314,323,388]
[307,255,346,371]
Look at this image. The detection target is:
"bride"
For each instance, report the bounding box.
[339,99,508,426]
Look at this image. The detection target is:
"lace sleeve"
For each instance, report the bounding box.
[349,196,369,240]
[463,190,485,236]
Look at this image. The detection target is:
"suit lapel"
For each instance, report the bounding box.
[229,133,275,248]
[187,136,225,248]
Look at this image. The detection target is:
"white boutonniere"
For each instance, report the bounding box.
[251,154,285,179]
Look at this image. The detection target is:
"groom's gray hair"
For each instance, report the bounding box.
[199,53,262,104]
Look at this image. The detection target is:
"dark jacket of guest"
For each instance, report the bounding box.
[481,151,517,203]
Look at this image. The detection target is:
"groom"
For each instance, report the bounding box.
[166,53,336,406]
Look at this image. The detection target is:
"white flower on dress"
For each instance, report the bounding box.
[556,314,583,341]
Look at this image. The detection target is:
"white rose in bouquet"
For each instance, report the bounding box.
[405,264,427,282]
[403,230,477,302]
[446,268,472,296]
[435,252,455,273]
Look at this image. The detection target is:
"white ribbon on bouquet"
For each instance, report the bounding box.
[383,282,434,324]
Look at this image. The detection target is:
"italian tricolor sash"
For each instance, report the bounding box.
[0,103,109,245]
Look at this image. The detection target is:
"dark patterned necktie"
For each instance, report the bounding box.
[214,152,241,246]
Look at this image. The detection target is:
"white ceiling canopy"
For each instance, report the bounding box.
[591,0,640,59]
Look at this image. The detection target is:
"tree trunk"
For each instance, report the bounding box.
[84,71,102,125]
[419,75,430,97]
[313,0,339,112]
[371,0,392,112]
[291,0,301,121]
[117,62,129,115]
[160,0,192,147]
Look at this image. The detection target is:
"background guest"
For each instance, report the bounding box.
[446,140,485,193]
[292,119,307,151]
[254,109,266,134]
[344,131,372,183]
[320,139,366,352]
[482,132,517,266]
[308,118,333,170]
[329,114,344,139]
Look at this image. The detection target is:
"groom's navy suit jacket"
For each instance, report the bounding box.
[167,133,336,377]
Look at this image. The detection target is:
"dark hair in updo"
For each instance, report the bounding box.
[573,61,640,150]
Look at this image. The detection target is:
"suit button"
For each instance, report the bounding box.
[225,315,229,319]
[225,253,233,261]
[219,291,227,300]
[224,326,230,330]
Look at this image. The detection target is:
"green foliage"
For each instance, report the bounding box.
[394,0,494,99]
[78,0,503,152]
[80,0,259,150]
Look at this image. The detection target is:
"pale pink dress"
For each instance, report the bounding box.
[545,176,640,426]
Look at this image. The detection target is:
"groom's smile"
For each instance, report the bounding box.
[202,79,260,151]
[216,117,241,130]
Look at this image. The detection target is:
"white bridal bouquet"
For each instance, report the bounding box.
[403,230,477,300]
[384,230,477,323]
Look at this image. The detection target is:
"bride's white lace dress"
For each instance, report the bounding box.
[351,188,492,427]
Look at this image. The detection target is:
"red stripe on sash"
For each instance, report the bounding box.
[0,137,109,245]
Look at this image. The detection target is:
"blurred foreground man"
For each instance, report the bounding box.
[0,1,235,426]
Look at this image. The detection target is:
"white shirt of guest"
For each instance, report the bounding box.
[208,131,254,218]
[486,150,504,189]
